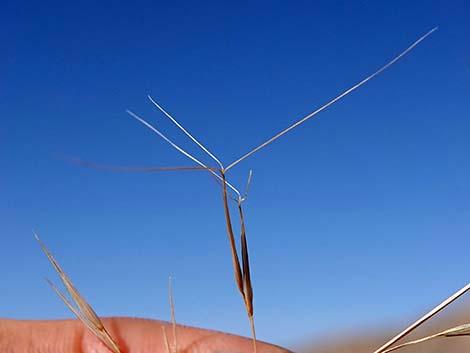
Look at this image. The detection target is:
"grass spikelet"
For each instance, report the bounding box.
[221,171,245,294]
[34,232,121,353]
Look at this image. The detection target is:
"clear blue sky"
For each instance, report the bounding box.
[1,0,469,348]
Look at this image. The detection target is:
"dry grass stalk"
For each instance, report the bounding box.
[129,96,258,350]
[221,170,257,353]
[37,27,438,353]
[162,326,172,353]
[168,276,178,353]
[126,27,436,352]
[34,232,122,353]
[64,156,220,173]
[374,283,470,353]
[161,277,179,353]
[382,323,470,353]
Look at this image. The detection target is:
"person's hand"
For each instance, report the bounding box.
[0,317,291,353]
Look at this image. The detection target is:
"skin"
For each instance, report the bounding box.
[0,317,292,353]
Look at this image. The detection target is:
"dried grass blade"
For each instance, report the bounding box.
[34,233,121,353]
[382,324,470,353]
[225,27,438,171]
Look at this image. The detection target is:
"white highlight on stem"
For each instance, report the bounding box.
[147,95,224,170]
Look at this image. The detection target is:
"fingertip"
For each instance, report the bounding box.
[3,318,292,353]
[91,317,292,353]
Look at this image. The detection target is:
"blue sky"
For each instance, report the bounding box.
[1,0,469,348]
